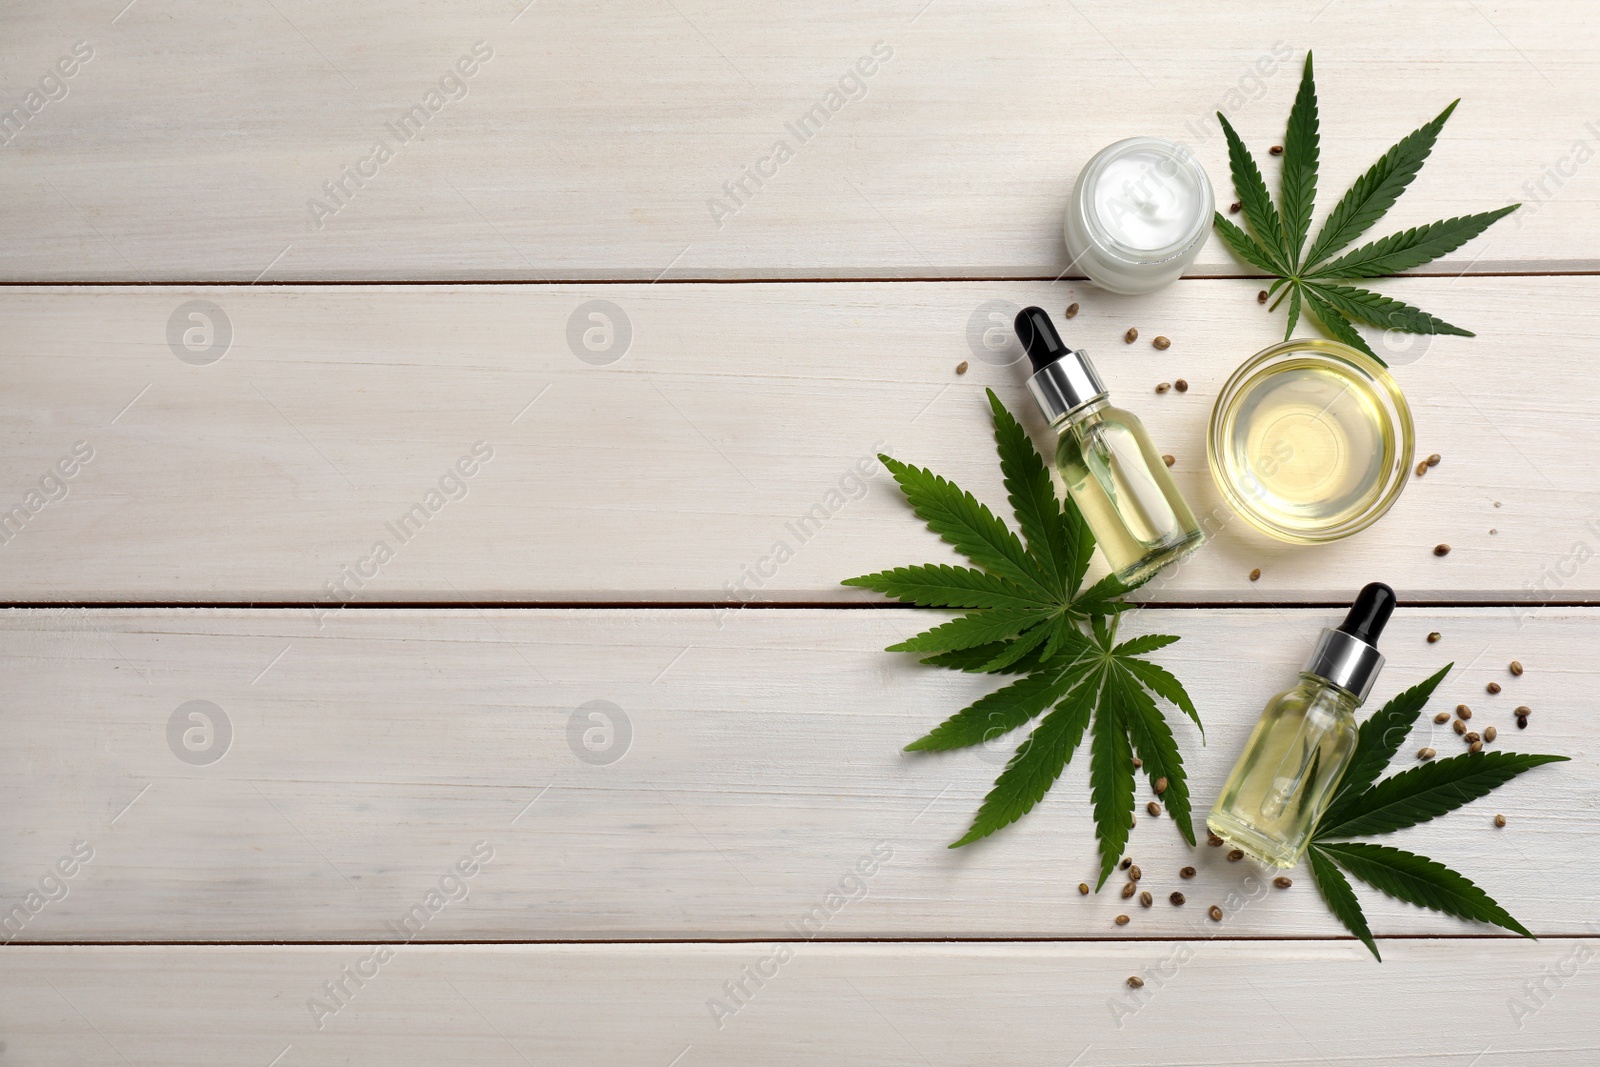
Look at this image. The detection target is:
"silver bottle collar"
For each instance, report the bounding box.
[1303,627,1386,703]
[1027,348,1108,423]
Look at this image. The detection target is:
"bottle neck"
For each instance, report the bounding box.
[1049,395,1109,431]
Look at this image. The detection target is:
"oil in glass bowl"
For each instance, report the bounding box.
[1208,340,1413,543]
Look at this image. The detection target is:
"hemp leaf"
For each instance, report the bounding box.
[1213,52,1519,364]
[1305,663,1567,960]
[844,390,1201,888]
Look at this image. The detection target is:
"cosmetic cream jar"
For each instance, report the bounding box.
[1063,137,1214,295]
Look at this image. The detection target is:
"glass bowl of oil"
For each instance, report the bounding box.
[1207,339,1414,543]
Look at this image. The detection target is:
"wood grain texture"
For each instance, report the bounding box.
[5,940,1596,1066]
[1,279,1592,604]
[3,1,1591,280]
[1,606,1584,941]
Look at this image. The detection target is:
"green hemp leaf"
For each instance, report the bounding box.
[844,390,1202,888]
[1213,52,1519,364]
[1305,663,1567,960]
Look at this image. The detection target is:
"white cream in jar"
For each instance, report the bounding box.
[1063,137,1213,295]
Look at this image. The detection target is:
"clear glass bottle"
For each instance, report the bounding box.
[1015,306,1204,585]
[1208,583,1396,868]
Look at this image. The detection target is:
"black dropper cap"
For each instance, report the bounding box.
[1014,307,1107,422]
[1336,582,1397,647]
[1303,582,1396,702]
[1015,306,1070,372]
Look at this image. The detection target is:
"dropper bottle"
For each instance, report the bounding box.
[1207,582,1398,868]
[1014,306,1204,585]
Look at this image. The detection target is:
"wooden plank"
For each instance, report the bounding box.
[5,940,1596,1065]
[3,1,1593,281]
[0,278,1592,603]
[0,606,1585,941]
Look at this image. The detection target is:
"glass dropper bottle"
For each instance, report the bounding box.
[1014,306,1204,585]
[1207,582,1398,868]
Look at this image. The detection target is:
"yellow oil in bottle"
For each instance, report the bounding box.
[1054,402,1204,586]
[1206,676,1359,868]
[1213,358,1394,538]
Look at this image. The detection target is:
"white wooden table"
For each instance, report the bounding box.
[3,2,1598,1063]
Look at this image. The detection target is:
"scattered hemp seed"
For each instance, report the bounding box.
[1130,864,1143,882]
[1180,866,1196,879]
[1170,892,1186,906]
[1079,882,1090,895]
[1257,289,1269,304]
[1510,660,1524,676]
[1269,144,1284,155]
[1415,460,1429,477]
[1131,757,1144,769]
[1064,303,1080,319]
[1487,681,1502,694]
[1515,705,1531,716]
[1484,725,1498,742]
[1434,712,1450,724]
[1434,544,1451,557]
[1457,704,1472,720]
[1452,720,1466,736]
[1147,801,1163,816]
[1153,335,1172,350]
[1124,327,1139,343]
[1127,975,1145,988]
[1140,891,1153,908]
[1163,454,1176,467]
[1115,914,1130,926]
[1273,876,1293,889]
[1156,382,1171,393]
[1230,201,1242,213]
[1464,731,1481,744]
[1470,739,1484,753]
[1120,857,1133,871]
[1227,849,1244,863]
[955,360,969,375]
[1154,777,1169,795]
[1516,714,1529,730]
[1427,453,1442,467]
[1174,379,1189,392]
[1427,632,1441,643]
[1417,747,1436,760]
[1250,568,1262,581]
[1122,881,1138,899]
[1209,905,1225,921]
[1494,814,1507,828]
[1207,832,1224,847]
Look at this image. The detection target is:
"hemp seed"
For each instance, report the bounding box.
[1065,303,1079,319]
[1125,327,1139,343]
[1494,814,1507,828]
[1227,849,1244,863]
[1269,144,1284,155]
[1147,801,1162,816]
[1207,832,1224,847]
[1515,705,1531,716]
[1154,777,1168,795]
[1464,731,1480,744]
[1470,739,1484,753]
[1510,660,1524,676]
[1433,712,1450,724]
[955,360,969,375]
[1163,454,1176,467]
[1417,747,1436,760]
[1079,882,1090,895]
[1426,453,1441,467]
[1257,289,1269,304]
[1484,725,1498,742]
[1452,719,1466,736]
[1487,681,1501,694]
[1273,876,1293,889]
[1115,914,1130,926]
[1416,460,1429,477]
[1130,865,1143,882]
[1122,881,1138,899]
[1209,905,1224,921]
[1156,382,1171,393]
[1170,892,1186,906]
[1457,705,1472,720]
[1140,891,1153,908]
[1427,632,1441,643]
[1174,379,1188,392]
[1516,714,1528,729]
[1434,544,1451,557]
[1127,975,1145,988]
[1153,335,1171,350]
[1250,568,1262,581]
[1230,201,1242,213]
[1180,866,1196,879]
